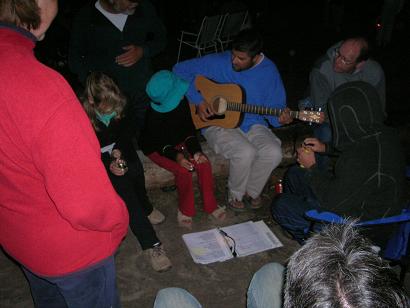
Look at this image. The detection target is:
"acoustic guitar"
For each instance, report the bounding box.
[190,75,324,129]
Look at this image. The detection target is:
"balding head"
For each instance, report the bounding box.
[333,37,369,74]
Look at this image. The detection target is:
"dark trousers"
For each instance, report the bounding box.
[109,159,159,250]
[312,122,332,170]
[271,166,322,243]
[272,166,395,248]
[23,256,120,308]
[128,156,154,216]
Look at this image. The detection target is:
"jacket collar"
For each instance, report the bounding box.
[0,22,37,43]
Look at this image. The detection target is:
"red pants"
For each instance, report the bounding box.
[148,152,217,217]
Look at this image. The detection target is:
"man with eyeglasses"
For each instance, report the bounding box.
[300,37,385,145]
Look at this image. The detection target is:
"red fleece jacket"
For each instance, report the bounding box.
[0,27,129,276]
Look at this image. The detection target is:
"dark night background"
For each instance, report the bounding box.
[35,0,410,159]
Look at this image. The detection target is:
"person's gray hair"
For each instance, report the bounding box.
[284,221,409,308]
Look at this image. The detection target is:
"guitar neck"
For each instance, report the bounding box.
[226,102,299,118]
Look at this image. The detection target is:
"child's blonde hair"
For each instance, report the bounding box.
[82,72,126,130]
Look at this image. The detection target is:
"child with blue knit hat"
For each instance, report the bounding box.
[140,70,226,228]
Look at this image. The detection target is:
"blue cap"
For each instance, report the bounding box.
[146,70,189,113]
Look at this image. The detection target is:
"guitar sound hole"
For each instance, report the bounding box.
[212,96,228,115]
[208,114,226,120]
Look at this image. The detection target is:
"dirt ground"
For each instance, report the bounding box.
[0,173,301,308]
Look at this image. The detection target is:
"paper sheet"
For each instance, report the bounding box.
[182,220,282,264]
[182,229,233,264]
[221,221,282,257]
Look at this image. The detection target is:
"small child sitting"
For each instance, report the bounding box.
[140,70,226,228]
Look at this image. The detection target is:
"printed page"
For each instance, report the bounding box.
[220,221,282,257]
[182,229,233,264]
[254,220,283,250]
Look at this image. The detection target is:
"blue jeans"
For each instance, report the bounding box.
[247,263,284,308]
[22,256,120,308]
[271,166,322,243]
[154,263,284,308]
[154,288,202,308]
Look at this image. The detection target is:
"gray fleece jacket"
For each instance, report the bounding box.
[308,42,385,118]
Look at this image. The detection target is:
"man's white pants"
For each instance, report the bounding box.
[203,124,282,201]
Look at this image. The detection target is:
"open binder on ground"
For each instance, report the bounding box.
[182,220,283,264]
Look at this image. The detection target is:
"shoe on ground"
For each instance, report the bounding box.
[248,196,263,209]
[148,208,165,225]
[144,244,172,272]
[209,206,227,223]
[227,199,247,212]
[225,190,247,212]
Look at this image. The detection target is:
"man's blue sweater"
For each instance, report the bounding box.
[173,51,286,133]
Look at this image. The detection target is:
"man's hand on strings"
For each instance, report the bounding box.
[197,101,214,121]
[278,108,293,125]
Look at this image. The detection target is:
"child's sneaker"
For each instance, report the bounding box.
[144,244,172,272]
[148,208,165,225]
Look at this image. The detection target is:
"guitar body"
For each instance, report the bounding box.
[191,76,243,129]
[190,75,325,129]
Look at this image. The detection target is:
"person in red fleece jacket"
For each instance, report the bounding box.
[0,1,129,307]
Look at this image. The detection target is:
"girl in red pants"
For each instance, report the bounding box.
[140,70,226,228]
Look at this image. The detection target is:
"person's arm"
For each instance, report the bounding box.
[117,1,167,67]
[374,65,386,116]
[185,136,202,156]
[162,145,180,161]
[305,156,364,212]
[309,68,332,112]
[262,67,288,127]
[302,137,337,155]
[32,95,128,232]
[173,59,206,105]
[173,54,224,105]
[138,0,167,58]
[174,55,227,121]
[180,100,202,155]
[68,9,90,84]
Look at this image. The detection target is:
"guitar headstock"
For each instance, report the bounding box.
[298,110,325,124]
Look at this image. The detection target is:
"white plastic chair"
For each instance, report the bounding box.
[217,11,248,51]
[177,15,223,62]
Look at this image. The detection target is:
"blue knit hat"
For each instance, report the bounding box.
[146,70,189,113]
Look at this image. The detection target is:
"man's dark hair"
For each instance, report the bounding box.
[232,28,263,58]
[284,222,409,308]
[0,0,40,30]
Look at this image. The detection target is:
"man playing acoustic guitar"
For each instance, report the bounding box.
[173,28,293,211]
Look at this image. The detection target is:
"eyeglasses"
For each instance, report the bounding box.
[334,48,355,66]
[218,228,237,257]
